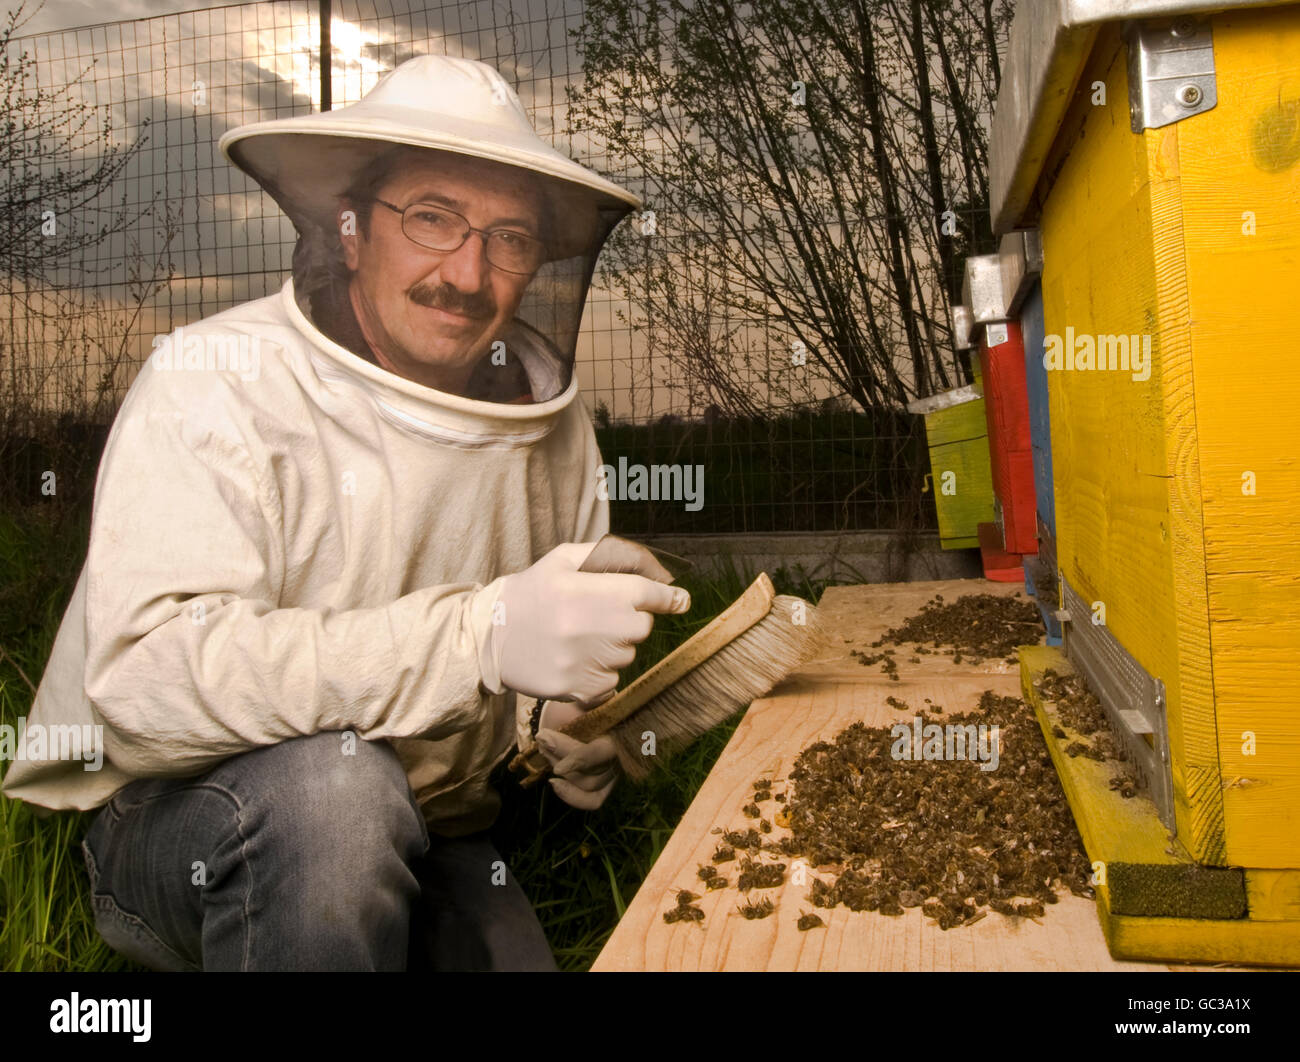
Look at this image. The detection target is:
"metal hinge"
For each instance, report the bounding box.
[1126,17,1217,133]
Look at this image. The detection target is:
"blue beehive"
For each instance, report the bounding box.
[1018,281,1061,644]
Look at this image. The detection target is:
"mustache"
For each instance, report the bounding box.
[408,281,495,319]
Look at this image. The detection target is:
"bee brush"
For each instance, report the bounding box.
[509,539,826,786]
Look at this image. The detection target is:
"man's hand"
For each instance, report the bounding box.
[491,539,690,706]
[534,699,619,810]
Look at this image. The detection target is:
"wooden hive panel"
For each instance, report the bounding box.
[1036,7,1300,867]
[1020,284,1057,537]
[980,323,1038,554]
[1037,27,1225,863]
[923,359,997,548]
[1173,6,1300,866]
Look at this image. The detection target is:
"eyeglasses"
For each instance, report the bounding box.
[371,198,547,276]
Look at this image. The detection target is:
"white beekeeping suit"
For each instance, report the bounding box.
[2,55,647,834]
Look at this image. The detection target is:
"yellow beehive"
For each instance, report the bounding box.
[990,0,1300,963]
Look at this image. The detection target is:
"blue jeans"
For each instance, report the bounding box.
[80,732,557,971]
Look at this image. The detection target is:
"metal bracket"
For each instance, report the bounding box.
[1126,17,1217,133]
[1057,574,1176,830]
[962,254,1008,325]
[905,383,980,416]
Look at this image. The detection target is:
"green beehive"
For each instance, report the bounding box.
[908,358,996,549]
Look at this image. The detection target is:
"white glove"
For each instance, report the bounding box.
[489,539,690,706]
[534,699,619,810]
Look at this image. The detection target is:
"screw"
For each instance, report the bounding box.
[1170,16,1197,38]
[1178,84,1203,107]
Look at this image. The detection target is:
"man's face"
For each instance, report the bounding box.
[340,152,545,391]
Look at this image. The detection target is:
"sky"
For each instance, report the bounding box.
[5,0,739,422]
[2,0,860,422]
[11,0,242,38]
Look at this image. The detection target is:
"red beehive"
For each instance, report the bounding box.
[978,321,1037,557]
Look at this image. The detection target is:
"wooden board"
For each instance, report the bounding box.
[593,579,1232,971]
[1100,888,1300,968]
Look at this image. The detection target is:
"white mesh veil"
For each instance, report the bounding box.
[250,138,631,403]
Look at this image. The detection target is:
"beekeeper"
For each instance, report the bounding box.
[1,55,688,971]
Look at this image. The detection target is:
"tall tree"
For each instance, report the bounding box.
[568,0,1015,415]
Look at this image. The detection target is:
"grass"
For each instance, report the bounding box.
[0,503,140,971]
[0,498,835,971]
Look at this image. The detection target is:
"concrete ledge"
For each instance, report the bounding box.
[637,531,985,585]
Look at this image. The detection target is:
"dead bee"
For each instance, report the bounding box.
[705,876,729,890]
[759,818,772,834]
[738,897,775,920]
[712,845,736,864]
[663,905,704,924]
[723,828,761,850]
[809,878,838,908]
[742,802,761,818]
[676,889,700,905]
[697,865,719,882]
[796,912,825,931]
[736,857,786,891]
[1108,775,1139,799]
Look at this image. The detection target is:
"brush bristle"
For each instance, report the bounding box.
[610,595,827,780]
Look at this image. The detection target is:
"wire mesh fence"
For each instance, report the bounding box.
[0,0,1000,533]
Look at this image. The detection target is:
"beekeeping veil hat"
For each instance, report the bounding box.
[218,55,641,401]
